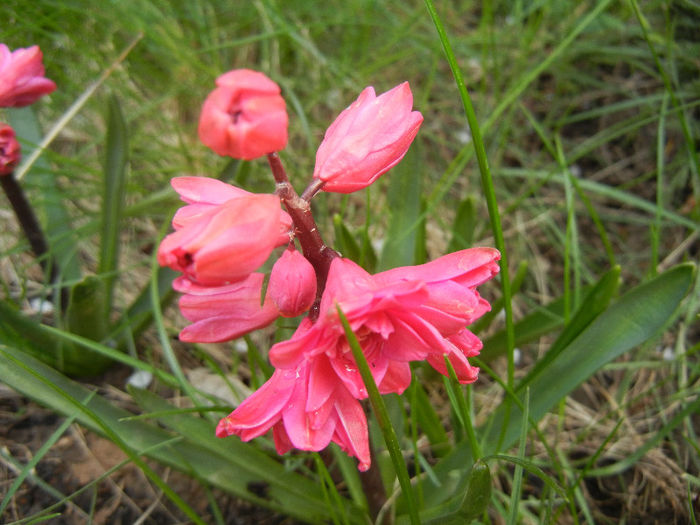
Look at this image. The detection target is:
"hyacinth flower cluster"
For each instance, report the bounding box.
[158,68,500,471]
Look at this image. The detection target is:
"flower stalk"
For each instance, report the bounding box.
[0,171,65,307]
[267,152,338,318]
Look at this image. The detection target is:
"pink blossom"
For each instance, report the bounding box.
[0,124,20,175]
[268,246,317,317]
[173,274,279,343]
[158,177,291,286]
[0,44,56,107]
[269,248,500,396]
[313,82,423,193]
[216,343,371,471]
[198,69,288,160]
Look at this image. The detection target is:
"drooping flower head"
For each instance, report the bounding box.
[198,69,288,160]
[0,123,20,175]
[0,44,56,107]
[157,177,292,286]
[313,82,423,193]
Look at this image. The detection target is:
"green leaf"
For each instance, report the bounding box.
[110,266,177,349]
[379,146,425,270]
[447,196,476,252]
[0,345,363,524]
[412,380,450,456]
[64,275,113,375]
[128,387,362,522]
[337,305,420,525]
[424,263,695,508]
[98,95,129,318]
[479,265,618,363]
[7,106,81,284]
[517,265,621,391]
[458,459,492,522]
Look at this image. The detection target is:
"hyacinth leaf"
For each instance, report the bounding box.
[109,266,177,349]
[333,214,362,263]
[64,275,113,375]
[400,460,491,525]
[0,345,362,525]
[128,387,363,522]
[336,305,420,525]
[7,106,81,284]
[378,146,425,270]
[447,195,476,253]
[332,214,377,272]
[98,95,129,319]
[480,264,619,363]
[517,265,621,391]
[419,263,694,509]
[0,300,64,371]
[412,379,450,456]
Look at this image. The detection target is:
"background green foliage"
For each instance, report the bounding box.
[1,0,698,523]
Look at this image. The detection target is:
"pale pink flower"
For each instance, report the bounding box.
[268,246,317,317]
[216,341,371,471]
[198,69,288,160]
[269,248,500,396]
[173,274,279,343]
[158,177,291,286]
[313,82,423,193]
[0,124,20,175]
[0,44,56,107]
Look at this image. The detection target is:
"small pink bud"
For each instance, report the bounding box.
[312,82,423,193]
[268,246,317,317]
[0,44,56,108]
[198,69,288,160]
[0,124,21,176]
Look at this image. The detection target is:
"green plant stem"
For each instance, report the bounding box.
[337,306,420,525]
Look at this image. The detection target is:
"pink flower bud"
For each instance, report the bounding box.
[198,69,288,160]
[0,44,56,108]
[157,177,291,286]
[312,82,423,193]
[0,124,21,175]
[268,246,317,317]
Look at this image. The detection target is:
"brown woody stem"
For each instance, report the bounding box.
[267,153,338,319]
[1,172,67,308]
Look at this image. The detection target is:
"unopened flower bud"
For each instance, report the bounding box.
[268,246,317,317]
[313,82,423,193]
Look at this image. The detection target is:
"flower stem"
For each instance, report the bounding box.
[1,172,66,308]
[267,153,338,319]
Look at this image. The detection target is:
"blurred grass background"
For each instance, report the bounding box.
[1,0,699,523]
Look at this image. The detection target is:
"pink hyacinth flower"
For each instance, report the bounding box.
[268,246,317,317]
[269,248,500,397]
[158,177,291,286]
[198,69,288,160]
[0,124,21,175]
[173,274,279,343]
[312,82,423,193]
[216,344,371,471]
[0,44,56,107]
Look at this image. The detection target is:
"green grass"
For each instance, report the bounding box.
[1,0,698,523]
